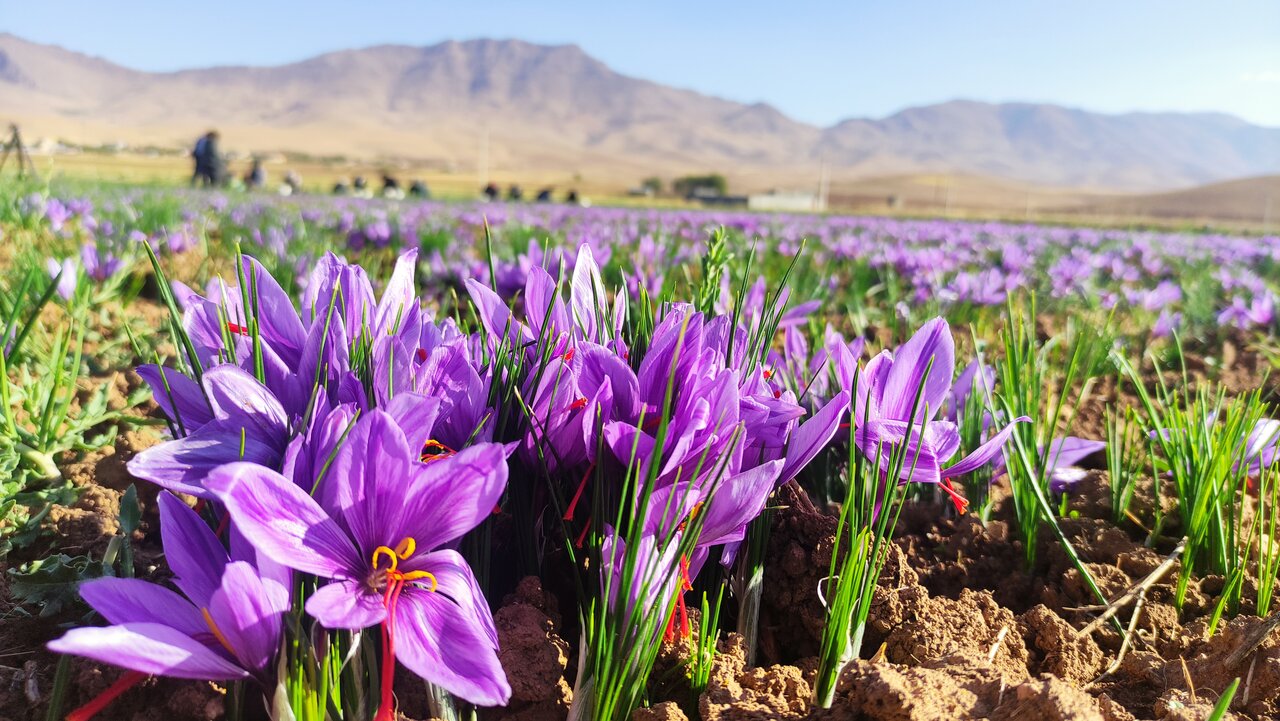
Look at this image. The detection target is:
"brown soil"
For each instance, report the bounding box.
[481,577,573,721]
[741,469,1280,721]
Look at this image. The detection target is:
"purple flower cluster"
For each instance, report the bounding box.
[51,249,513,714]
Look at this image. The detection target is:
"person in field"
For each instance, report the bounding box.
[190,131,225,187]
[244,158,266,189]
[381,173,404,199]
[190,132,212,187]
[280,170,302,196]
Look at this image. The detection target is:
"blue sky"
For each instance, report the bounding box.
[4,1,1279,127]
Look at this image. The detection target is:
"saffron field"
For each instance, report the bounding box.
[3,181,1280,720]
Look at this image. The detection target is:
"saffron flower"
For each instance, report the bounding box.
[852,317,1027,510]
[1044,437,1109,492]
[49,494,288,715]
[128,365,290,499]
[208,410,511,709]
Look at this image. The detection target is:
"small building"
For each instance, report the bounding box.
[747,190,820,212]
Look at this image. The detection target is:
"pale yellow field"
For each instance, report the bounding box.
[18,150,1278,233]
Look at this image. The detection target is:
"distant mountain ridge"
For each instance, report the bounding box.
[2,32,1279,190]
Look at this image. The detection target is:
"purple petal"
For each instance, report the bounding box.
[383,392,442,458]
[230,524,292,614]
[305,579,387,630]
[828,336,860,396]
[126,417,286,499]
[880,317,954,422]
[1046,437,1107,473]
[571,245,606,341]
[779,390,851,484]
[78,578,207,639]
[855,419,942,484]
[853,351,892,423]
[49,623,249,680]
[699,460,782,549]
[926,422,962,463]
[208,462,363,580]
[374,249,419,336]
[314,410,414,554]
[158,493,228,607]
[136,365,214,431]
[1245,419,1280,465]
[524,265,570,341]
[604,421,657,473]
[202,365,289,435]
[941,416,1031,478]
[400,443,508,551]
[464,278,525,346]
[394,577,511,706]
[241,255,307,364]
[206,561,283,674]
[402,549,499,648]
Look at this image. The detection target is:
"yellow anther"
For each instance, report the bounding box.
[371,545,399,572]
[393,537,416,560]
[201,608,236,656]
[400,570,438,591]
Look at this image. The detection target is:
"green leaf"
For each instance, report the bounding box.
[1207,677,1240,721]
[8,554,104,617]
[119,484,140,535]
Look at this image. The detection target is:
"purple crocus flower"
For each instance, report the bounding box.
[465,244,625,357]
[208,410,511,709]
[644,460,784,575]
[1244,419,1280,475]
[852,318,1027,511]
[992,436,1107,493]
[1044,438,1108,492]
[598,529,683,645]
[1152,309,1182,338]
[80,243,123,281]
[49,494,287,692]
[128,365,289,499]
[46,257,77,300]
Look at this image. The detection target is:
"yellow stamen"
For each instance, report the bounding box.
[201,608,236,656]
[678,501,705,533]
[393,537,416,559]
[371,546,399,572]
[400,570,438,591]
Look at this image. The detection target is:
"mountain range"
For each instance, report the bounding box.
[2,33,1279,191]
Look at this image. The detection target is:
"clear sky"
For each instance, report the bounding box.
[4,0,1279,127]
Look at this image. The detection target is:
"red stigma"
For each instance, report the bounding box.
[563,464,595,521]
[774,390,782,399]
[940,478,970,515]
[226,322,250,336]
[374,579,406,721]
[562,348,576,362]
[415,348,428,362]
[574,516,592,548]
[569,397,589,411]
[664,556,695,642]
